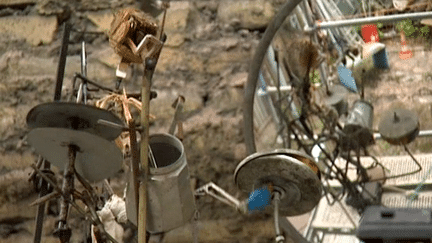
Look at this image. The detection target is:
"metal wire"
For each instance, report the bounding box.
[273,192,285,243]
[368,144,422,182]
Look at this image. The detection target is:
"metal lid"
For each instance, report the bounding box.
[27,127,122,182]
[26,102,125,141]
[378,108,419,145]
[234,149,322,216]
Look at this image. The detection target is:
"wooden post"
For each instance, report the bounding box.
[138,5,168,241]
[138,58,155,243]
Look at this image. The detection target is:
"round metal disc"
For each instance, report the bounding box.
[378,108,419,145]
[27,127,123,182]
[234,150,322,216]
[26,102,125,141]
[271,149,321,178]
[324,84,348,106]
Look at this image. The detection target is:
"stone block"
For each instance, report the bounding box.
[150,86,203,120]
[86,10,114,33]
[217,0,274,30]
[165,32,186,47]
[205,49,250,74]
[0,16,57,46]
[159,1,191,32]
[0,0,36,7]
[93,46,121,69]
[157,47,204,73]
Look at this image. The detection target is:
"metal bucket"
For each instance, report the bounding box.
[342,100,374,150]
[125,133,195,233]
[146,133,196,233]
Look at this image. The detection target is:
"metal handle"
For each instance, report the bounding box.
[195,182,241,210]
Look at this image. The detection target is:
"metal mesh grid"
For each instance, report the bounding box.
[382,191,432,208]
[321,234,361,243]
[307,154,432,242]
[327,153,432,187]
[310,196,360,230]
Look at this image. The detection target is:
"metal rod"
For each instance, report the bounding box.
[34,22,71,243]
[374,130,432,140]
[307,11,432,31]
[273,192,284,243]
[168,96,185,136]
[31,164,118,243]
[81,41,88,104]
[195,182,241,209]
[336,200,357,229]
[148,145,158,168]
[74,73,116,93]
[54,23,71,102]
[56,145,77,243]
[33,159,50,243]
[129,120,140,215]
[97,119,128,131]
[81,41,87,77]
[368,144,422,182]
[278,217,311,243]
[30,191,59,207]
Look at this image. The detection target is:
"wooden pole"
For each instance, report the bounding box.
[138,5,168,241]
[138,60,152,242]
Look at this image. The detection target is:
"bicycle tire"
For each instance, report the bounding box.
[244,0,312,155]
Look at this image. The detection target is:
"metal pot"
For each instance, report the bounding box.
[126,133,195,233]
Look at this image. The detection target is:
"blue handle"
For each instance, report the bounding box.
[247,187,271,212]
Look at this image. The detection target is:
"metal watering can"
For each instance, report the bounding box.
[126,133,196,233]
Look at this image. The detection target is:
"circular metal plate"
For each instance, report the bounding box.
[272,149,320,178]
[27,127,123,182]
[378,108,419,145]
[234,150,322,216]
[26,102,125,141]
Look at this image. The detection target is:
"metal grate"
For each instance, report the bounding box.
[310,196,360,230]
[382,191,432,208]
[327,154,432,187]
[322,234,360,243]
[306,154,432,242]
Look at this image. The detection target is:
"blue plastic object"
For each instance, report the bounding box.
[247,187,271,212]
[337,64,358,93]
[373,48,390,69]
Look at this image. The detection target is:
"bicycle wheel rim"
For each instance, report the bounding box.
[244,0,305,155]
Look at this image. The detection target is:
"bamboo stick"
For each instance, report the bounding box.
[138,60,152,243]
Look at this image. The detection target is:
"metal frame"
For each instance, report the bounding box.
[307,11,432,31]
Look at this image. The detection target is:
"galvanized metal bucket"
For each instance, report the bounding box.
[342,100,374,150]
[126,133,195,233]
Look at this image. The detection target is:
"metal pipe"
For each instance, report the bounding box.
[81,41,88,104]
[54,23,71,102]
[257,86,292,95]
[129,120,141,224]
[307,11,432,31]
[195,182,241,209]
[278,217,311,243]
[374,130,432,140]
[273,192,284,243]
